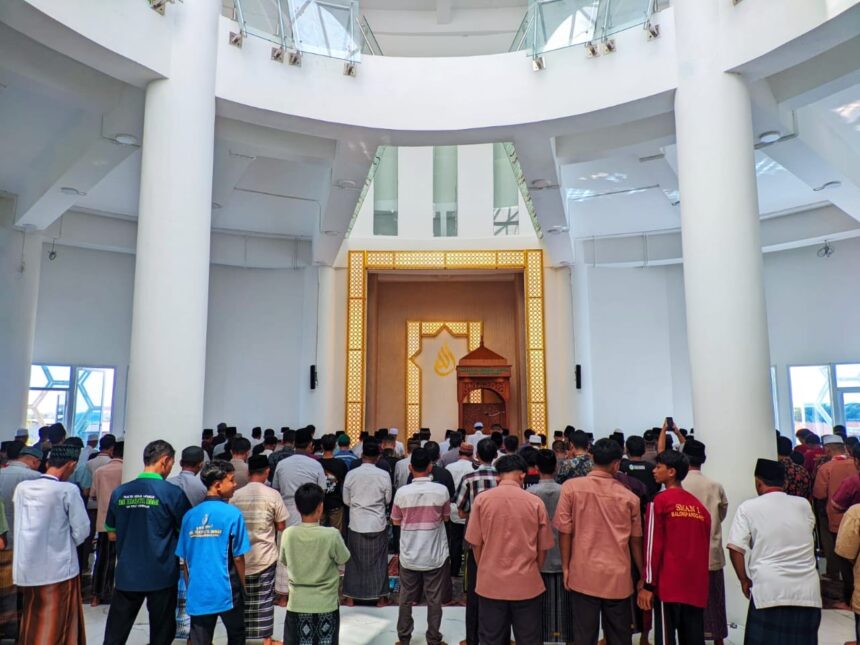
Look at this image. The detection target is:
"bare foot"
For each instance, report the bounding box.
[90,598,100,608]
[639,636,651,645]
[376,597,388,608]
[343,597,354,607]
[274,594,288,608]
[832,601,852,611]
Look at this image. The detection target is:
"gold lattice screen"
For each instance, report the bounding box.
[343,250,548,440]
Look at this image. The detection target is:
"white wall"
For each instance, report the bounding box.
[32,244,309,437]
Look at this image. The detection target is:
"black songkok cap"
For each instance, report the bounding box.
[754,458,785,483]
[248,455,269,472]
[49,444,81,462]
[181,446,205,464]
[682,439,706,460]
[295,428,313,447]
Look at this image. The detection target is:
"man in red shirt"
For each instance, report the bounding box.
[465,453,554,645]
[802,433,825,476]
[638,450,711,645]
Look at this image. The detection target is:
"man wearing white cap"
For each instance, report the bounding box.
[388,428,404,457]
[528,435,543,448]
[467,422,486,447]
[14,429,28,446]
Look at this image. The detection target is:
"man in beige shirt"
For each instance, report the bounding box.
[231,455,288,645]
[681,439,729,645]
[89,440,124,607]
[230,437,251,489]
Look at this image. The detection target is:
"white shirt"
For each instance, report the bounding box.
[439,439,450,454]
[394,458,411,491]
[467,431,486,447]
[13,475,90,586]
[727,491,821,609]
[446,459,476,525]
[272,454,327,527]
[343,463,392,533]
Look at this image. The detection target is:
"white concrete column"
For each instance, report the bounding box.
[674,0,775,628]
[571,242,594,431]
[300,267,338,432]
[123,0,220,480]
[0,201,42,437]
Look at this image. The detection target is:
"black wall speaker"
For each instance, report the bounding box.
[310,365,317,390]
[575,364,582,390]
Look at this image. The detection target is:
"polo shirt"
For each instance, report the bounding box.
[465,480,553,601]
[813,455,856,532]
[391,477,451,571]
[176,498,251,616]
[106,472,192,592]
[832,474,860,513]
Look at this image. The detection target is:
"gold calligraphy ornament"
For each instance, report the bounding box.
[434,343,456,377]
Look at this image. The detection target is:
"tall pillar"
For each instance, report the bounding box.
[123,0,220,480]
[300,267,338,432]
[571,242,594,431]
[673,0,775,627]
[0,201,42,437]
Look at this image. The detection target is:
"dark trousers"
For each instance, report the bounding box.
[654,599,705,645]
[833,531,856,604]
[855,612,860,643]
[465,550,480,645]
[571,590,632,645]
[397,564,448,645]
[190,600,245,645]
[104,585,178,645]
[448,523,465,576]
[477,594,542,645]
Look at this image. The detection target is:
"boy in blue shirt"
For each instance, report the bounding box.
[176,460,251,645]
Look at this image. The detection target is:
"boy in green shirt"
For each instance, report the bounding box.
[280,483,351,645]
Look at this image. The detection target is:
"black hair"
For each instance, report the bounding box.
[47,424,66,445]
[503,435,519,453]
[449,432,464,449]
[295,483,325,516]
[536,449,556,475]
[834,425,848,439]
[790,451,804,465]
[496,453,527,474]
[321,434,337,452]
[362,438,381,458]
[523,429,535,439]
[359,431,369,441]
[264,428,275,437]
[776,435,793,457]
[626,436,646,457]
[64,436,84,448]
[655,450,690,481]
[853,443,860,460]
[200,460,235,489]
[805,433,821,445]
[99,434,116,451]
[225,427,238,438]
[643,430,655,443]
[264,435,278,447]
[47,453,77,469]
[113,441,124,459]
[410,447,432,472]
[283,429,296,444]
[232,437,251,454]
[551,440,568,453]
[520,445,538,466]
[425,441,440,462]
[592,438,623,465]
[143,440,175,466]
[477,437,498,463]
[571,430,590,451]
[6,442,23,460]
[252,427,262,438]
[490,431,503,447]
[202,428,214,438]
[375,428,389,441]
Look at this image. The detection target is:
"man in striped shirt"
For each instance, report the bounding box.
[391,448,451,645]
[454,438,498,645]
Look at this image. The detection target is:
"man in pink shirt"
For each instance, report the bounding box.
[554,438,644,645]
[90,440,124,606]
[465,453,554,645]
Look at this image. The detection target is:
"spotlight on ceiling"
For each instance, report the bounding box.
[59,186,86,197]
[547,225,570,234]
[271,47,286,63]
[813,180,842,192]
[288,50,303,66]
[229,31,243,48]
[758,131,781,144]
[601,39,616,55]
[111,133,139,146]
[149,0,171,15]
[323,230,341,237]
[211,202,223,210]
[585,41,600,58]
[343,62,357,77]
[532,56,546,72]
[335,179,359,190]
[644,22,660,40]
[530,178,555,190]
[817,240,835,258]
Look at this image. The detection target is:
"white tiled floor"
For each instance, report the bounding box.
[83,604,855,644]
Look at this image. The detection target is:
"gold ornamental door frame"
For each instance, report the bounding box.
[344,249,548,441]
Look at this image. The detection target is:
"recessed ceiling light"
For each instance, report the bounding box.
[758,131,781,144]
[530,179,554,189]
[335,179,359,190]
[111,133,139,146]
[211,202,222,209]
[323,230,341,236]
[813,180,842,192]
[547,225,569,234]
[59,187,86,196]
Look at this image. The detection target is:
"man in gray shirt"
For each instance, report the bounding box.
[272,428,326,526]
[166,446,208,507]
[528,449,573,644]
[0,444,42,549]
[439,431,464,468]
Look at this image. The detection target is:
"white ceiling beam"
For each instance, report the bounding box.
[14,86,143,230]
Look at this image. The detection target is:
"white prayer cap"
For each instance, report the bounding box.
[473,422,484,430]
[823,434,844,445]
[528,435,542,445]
[389,427,399,436]
[14,428,28,439]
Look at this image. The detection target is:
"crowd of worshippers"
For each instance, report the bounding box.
[0,420,855,645]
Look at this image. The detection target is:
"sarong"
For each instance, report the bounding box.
[0,550,17,642]
[540,571,574,643]
[175,576,190,640]
[19,577,86,645]
[245,563,277,639]
[703,569,728,640]
[91,533,117,603]
[285,609,340,645]
[343,529,389,600]
[744,599,821,645]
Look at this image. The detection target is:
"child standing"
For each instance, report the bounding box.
[280,483,351,645]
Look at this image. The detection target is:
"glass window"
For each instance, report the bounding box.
[493,143,520,236]
[836,363,860,388]
[373,146,398,236]
[841,392,860,437]
[789,365,833,436]
[73,367,115,438]
[433,146,458,237]
[770,366,780,432]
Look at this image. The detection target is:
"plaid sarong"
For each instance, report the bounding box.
[19,577,85,645]
[245,563,277,639]
[703,569,728,640]
[540,571,575,643]
[0,550,17,642]
[744,600,821,645]
[343,530,389,601]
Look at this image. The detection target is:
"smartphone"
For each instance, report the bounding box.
[665,416,674,430]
